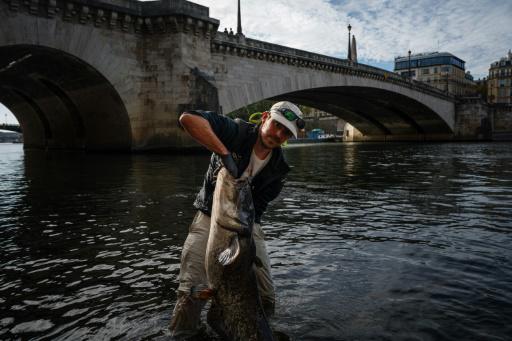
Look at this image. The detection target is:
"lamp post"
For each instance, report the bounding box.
[408,50,412,82]
[445,71,449,93]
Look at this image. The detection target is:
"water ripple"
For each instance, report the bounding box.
[1,143,512,339]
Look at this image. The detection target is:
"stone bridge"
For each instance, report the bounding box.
[0,0,462,151]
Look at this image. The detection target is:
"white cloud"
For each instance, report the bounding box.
[194,0,512,78]
[0,103,18,125]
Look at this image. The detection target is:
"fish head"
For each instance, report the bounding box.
[215,168,254,233]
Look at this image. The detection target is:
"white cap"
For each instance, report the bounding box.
[269,101,304,138]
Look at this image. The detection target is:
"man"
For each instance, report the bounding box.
[170,101,305,339]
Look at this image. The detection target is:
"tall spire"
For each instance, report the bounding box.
[237,0,242,35]
[351,35,357,63]
[347,24,352,60]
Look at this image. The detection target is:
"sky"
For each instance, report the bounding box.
[194,0,512,77]
[2,0,511,125]
[0,103,16,125]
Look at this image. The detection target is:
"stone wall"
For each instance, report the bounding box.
[7,0,503,149]
[439,99,512,141]
[0,0,220,151]
[454,98,492,140]
[492,105,512,140]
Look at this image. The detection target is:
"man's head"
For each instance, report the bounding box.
[258,101,305,149]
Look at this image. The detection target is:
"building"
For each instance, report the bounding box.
[301,109,363,141]
[394,52,476,96]
[488,50,512,104]
[474,78,488,101]
[301,110,343,137]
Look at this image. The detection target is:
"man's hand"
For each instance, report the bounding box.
[220,153,238,178]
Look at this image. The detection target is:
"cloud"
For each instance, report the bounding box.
[0,103,17,125]
[194,0,512,78]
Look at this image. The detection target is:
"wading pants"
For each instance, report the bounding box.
[170,211,275,339]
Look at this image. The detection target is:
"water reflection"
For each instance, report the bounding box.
[1,146,210,339]
[1,142,512,340]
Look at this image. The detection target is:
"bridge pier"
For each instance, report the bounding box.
[0,0,220,151]
[2,0,510,150]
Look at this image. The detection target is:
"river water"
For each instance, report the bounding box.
[0,142,511,340]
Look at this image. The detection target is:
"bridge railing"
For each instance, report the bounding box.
[212,32,454,101]
[2,0,220,34]
[63,0,212,19]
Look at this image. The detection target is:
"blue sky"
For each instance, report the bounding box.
[2,0,511,125]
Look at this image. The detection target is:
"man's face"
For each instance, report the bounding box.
[258,111,294,149]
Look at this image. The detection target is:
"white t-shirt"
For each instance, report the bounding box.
[241,149,272,180]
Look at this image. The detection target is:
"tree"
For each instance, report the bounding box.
[227,100,275,121]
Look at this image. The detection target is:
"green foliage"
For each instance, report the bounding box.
[475,80,488,101]
[226,100,316,121]
[227,100,275,121]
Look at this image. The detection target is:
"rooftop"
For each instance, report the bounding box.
[395,51,464,63]
[490,50,512,68]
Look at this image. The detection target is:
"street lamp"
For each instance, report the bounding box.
[408,50,412,82]
[444,71,449,93]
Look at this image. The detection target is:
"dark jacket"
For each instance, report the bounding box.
[188,111,290,223]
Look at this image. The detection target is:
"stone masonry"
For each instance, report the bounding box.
[1,0,505,150]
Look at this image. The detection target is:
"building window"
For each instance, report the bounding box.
[422,68,430,75]
[500,79,506,87]
[434,67,438,74]
[441,66,451,73]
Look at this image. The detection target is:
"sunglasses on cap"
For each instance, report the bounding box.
[277,108,306,130]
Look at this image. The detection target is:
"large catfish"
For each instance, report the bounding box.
[205,168,274,341]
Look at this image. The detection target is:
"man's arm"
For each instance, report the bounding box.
[179,111,239,177]
[179,112,229,156]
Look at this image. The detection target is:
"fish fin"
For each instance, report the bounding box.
[190,285,215,300]
[217,235,240,266]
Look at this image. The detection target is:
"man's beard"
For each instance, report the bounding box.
[262,136,279,149]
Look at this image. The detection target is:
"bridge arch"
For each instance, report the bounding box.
[0,45,131,150]
[271,85,453,137]
[211,36,456,139]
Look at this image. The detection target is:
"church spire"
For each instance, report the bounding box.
[237,0,243,35]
